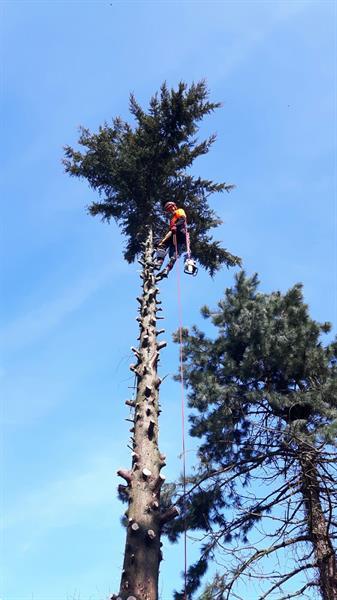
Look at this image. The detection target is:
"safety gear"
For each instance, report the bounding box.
[170,208,186,231]
[164,201,177,212]
[184,258,198,276]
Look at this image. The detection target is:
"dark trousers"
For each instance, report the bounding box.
[156,232,186,272]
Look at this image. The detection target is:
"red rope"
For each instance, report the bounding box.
[174,235,188,599]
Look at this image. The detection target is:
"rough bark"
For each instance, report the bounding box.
[114,228,171,600]
[299,442,337,600]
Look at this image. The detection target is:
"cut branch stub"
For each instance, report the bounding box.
[147,529,156,541]
[117,469,132,485]
[125,400,136,408]
[142,468,152,479]
[157,340,167,351]
[130,522,140,533]
[160,505,180,525]
[152,473,165,492]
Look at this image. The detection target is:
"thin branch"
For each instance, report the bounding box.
[258,563,317,599]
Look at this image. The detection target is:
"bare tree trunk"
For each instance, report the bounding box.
[299,442,337,600]
[112,228,176,600]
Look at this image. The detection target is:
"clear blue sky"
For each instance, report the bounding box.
[1,1,336,599]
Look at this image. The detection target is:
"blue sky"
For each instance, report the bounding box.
[1,1,336,599]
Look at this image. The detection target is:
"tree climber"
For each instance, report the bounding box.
[155,201,187,280]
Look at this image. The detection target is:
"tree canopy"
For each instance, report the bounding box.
[168,272,337,599]
[63,81,241,274]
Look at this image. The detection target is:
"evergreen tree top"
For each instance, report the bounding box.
[63,81,241,274]
[181,271,337,454]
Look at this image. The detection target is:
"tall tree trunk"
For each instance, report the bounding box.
[299,442,337,600]
[112,228,177,600]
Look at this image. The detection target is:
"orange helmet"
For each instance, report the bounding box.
[164,201,177,212]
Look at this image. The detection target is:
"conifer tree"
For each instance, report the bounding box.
[63,81,240,600]
[169,272,337,600]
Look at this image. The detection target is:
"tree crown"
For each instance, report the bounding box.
[179,271,337,459]
[64,81,241,274]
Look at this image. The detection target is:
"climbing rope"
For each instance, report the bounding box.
[174,234,188,600]
[184,221,191,260]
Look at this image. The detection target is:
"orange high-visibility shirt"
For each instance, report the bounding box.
[169,208,186,231]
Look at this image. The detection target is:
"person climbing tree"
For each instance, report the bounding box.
[155,201,187,280]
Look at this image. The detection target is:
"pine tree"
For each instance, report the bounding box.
[169,272,337,599]
[63,81,241,600]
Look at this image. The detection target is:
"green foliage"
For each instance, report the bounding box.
[63,81,241,274]
[168,272,337,597]
[183,272,337,452]
[174,558,208,600]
